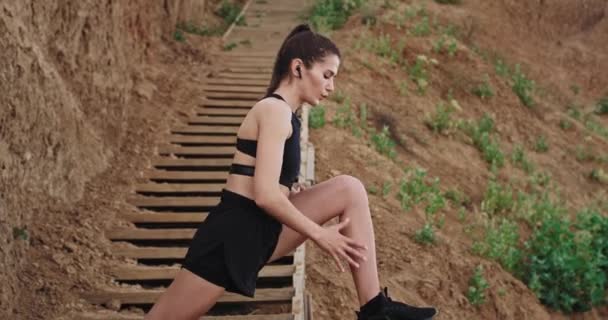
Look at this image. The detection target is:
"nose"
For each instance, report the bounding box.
[327,78,335,92]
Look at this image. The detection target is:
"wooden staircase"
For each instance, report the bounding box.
[74,0,315,319]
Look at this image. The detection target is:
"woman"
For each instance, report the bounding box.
[145,24,438,320]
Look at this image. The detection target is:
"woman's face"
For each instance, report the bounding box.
[300,54,340,106]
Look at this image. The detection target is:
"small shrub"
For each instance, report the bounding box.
[414,223,436,245]
[222,42,238,51]
[371,126,397,159]
[309,0,365,31]
[559,118,573,130]
[408,55,430,94]
[309,105,326,128]
[481,179,514,216]
[533,135,549,153]
[595,96,608,115]
[495,59,510,77]
[424,103,454,134]
[467,265,489,307]
[173,29,185,42]
[511,145,535,173]
[589,168,608,184]
[382,181,392,197]
[332,98,355,128]
[13,226,29,241]
[472,76,494,99]
[398,168,437,210]
[217,0,245,25]
[472,219,521,273]
[512,64,535,108]
[412,16,431,37]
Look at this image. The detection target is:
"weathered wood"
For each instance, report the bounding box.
[158,145,235,156]
[201,99,255,107]
[168,135,236,144]
[77,311,293,320]
[117,211,207,223]
[205,91,263,99]
[127,196,220,208]
[171,125,239,134]
[82,287,294,305]
[107,228,197,240]
[151,158,232,168]
[187,116,244,125]
[145,170,229,180]
[205,84,267,93]
[205,78,269,86]
[135,183,225,194]
[109,264,294,280]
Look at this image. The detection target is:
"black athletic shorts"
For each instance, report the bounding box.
[181,188,283,297]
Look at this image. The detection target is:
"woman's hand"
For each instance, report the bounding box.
[312,218,368,272]
[289,181,310,196]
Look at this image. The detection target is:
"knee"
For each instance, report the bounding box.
[335,175,368,204]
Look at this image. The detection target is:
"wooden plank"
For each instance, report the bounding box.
[187,116,243,125]
[205,91,263,99]
[82,287,294,305]
[110,264,294,280]
[215,73,270,80]
[77,311,293,320]
[171,125,239,134]
[205,78,269,86]
[117,211,207,223]
[145,170,229,180]
[151,158,232,168]
[128,196,220,208]
[212,51,276,58]
[202,99,256,107]
[136,183,225,194]
[168,134,236,144]
[112,245,293,259]
[107,228,197,240]
[157,145,235,156]
[205,84,267,93]
[112,245,187,259]
[197,108,249,116]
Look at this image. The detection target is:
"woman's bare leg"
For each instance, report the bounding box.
[144,268,225,320]
[268,175,380,306]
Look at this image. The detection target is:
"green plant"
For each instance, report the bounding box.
[481,178,514,217]
[511,64,535,107]
[511,145,535,173]
[371,125,397,159]
[13,226,28,241]
[217,0,245,25]
[367,185,378,195]
[495,59,510,77]
[222,41,238,51]
[460,114,504,169]
[332,98,355,128]
[424,103,454,134]
[173,29,185,42]
[589,168,608,184]
[472,76,494,99]
[309,0,365,32]
[408,55,430,94]
[398,168,437,210]
[382,181,392,197]
[467,265,489,307]
[309,105,326,128]
[533,135,549,153]
[559,118,573,130]
[575,145,594,162]
[412,16,431,36]
[472,219,521,272]
[595,96,608,115]
[414,223,436,245]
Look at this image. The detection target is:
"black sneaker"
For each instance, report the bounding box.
[355,287,438,320]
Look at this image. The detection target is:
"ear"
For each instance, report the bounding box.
[290,58,304,79]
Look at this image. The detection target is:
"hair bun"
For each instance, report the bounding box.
[286,24,312,39]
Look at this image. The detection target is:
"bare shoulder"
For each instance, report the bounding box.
[251,98,293,135]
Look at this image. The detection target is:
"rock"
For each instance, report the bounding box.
[134,80,157,101]
[104,298,121,311]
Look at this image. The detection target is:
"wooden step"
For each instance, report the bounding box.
[171,125,239,134]
[205,78,269,86]
[82,287,294,305]
[216,67,272,74]
[151,158,232,168]
[136,183,225,194]
[112,245,187,259]
[202,99,257,107]
[77,311,293,320]
[157,145,235,156]
[110,264,294,281]
[187,116,243,125]
[197,108,249,116]
[205,85,267,93]
[205,91,263,99]
[118,211,207,223]
[212,51,276,58]
[168,134,236,144]
[145,170,229,181]
[107,227,197,240]
[112,244,293,259]
[215,73,271,80]
[128,196,220,208]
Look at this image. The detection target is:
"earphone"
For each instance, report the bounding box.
[296,65,302,79]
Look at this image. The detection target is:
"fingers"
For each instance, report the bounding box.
[331,252,345,272]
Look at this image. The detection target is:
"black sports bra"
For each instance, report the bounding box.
[229,93,301,188]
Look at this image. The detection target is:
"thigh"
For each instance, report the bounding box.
[268,175,362,262]
[145,268,225,320]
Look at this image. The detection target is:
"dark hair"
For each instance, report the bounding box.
[266,24,341,96]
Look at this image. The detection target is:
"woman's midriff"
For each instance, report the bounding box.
[224,174,291,201]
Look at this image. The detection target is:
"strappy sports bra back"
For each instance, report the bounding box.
[229,93,301,188]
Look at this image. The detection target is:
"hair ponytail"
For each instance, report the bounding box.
[266,24,340,96]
